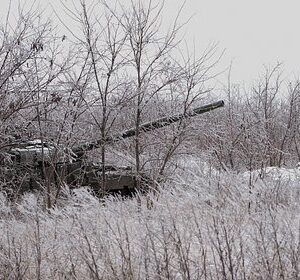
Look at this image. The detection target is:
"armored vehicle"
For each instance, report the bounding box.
[4,100,224,195]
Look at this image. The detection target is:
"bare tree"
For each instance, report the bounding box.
[58,0,132,191]
[104,0,222,186]
[56,0,222,190]
[0,4,73,205]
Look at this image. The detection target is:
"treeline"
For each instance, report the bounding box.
[197,65,300,174]
[0,1,299,188]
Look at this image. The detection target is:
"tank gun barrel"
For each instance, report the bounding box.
[119,100,224,138]
[73,100,224,156]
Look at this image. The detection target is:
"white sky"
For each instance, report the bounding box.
[168,0,300,84]
[1,0,300,84]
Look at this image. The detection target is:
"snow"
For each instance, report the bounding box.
[242,165,300,183]
[0,160,300,279]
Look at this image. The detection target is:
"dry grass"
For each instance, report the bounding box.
[0,163,300,279]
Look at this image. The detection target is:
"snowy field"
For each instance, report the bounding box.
[0,159,300,279]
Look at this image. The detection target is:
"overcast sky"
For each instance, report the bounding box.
[169,0,300,84]
[1,0,300,85]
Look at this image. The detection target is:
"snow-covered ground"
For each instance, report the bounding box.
[0,159,300,279]
[243,165,300,183]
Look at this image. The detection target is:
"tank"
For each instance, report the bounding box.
[4,100,224,195]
